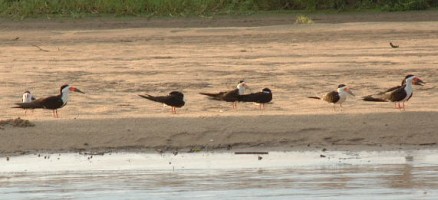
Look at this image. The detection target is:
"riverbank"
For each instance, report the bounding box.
[1,112,437,155]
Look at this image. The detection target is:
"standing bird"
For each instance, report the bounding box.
[200,80,249,109]
[389,42,399,48]
[13,84,84,118]
[308,84,355,110]
[362,75,424,110]
[238,88,272,109]
[138,91,185,114]
[22,91,36,115]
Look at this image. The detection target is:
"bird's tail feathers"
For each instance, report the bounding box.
[199,92,224,100]
[12,102,43,109]
[138,94,161,103]
[199,92,219,97]
[362,95,388,102]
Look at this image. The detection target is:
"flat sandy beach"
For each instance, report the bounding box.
[0,12,437,155]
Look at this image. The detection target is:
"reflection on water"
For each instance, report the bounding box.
[0,151,438,199]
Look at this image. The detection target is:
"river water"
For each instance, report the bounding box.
[0,150,437,199]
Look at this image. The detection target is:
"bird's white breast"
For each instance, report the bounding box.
[22,93,33,103]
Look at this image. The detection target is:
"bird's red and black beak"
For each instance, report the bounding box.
[70,87,85,94]
[344,87,355,96]
[413,77,425,86]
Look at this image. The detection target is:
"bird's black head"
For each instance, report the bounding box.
[262,88,271,93]
[404,74,415,79]
[24,91,31,94]
[337,84,346,88]
[60,84,69,93]
[239,80,245,83]
[401,75,414,85]
[169,91,184,99]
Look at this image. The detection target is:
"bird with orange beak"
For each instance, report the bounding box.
[308,84,355,111]
[13,84,84,118]
[363,75,424,110]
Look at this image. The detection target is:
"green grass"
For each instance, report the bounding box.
[295,15,313,24]
[0,0,437,19]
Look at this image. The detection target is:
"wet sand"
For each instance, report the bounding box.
[0,112,437,154]
[0,12,437,155]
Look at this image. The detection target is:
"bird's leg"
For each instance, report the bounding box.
[233,102,237,109]
[24,110,27,116]
[396,103,403,110]
[172,107,176,114]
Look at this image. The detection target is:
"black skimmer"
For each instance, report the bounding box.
[200,80,248,109]
[13,84,84,118]
[389,42,399,48]
[138,91,185,114]
[238,88,272,109]
[308,84,355,110]
[22,91,36,115]
[362,75,424,110]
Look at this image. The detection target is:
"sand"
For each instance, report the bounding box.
[0,12,437,155]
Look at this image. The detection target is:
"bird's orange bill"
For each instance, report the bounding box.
[345,88,355,96]
[413,77,425,86]
[70,87,85,94]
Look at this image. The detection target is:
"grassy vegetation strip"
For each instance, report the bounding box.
[0,0,437,18]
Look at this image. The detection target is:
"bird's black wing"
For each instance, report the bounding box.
[363,86,407,103]
[239,92,272,103]
[378,85,402,95]
[388,86,408,102]
[139,94,185,107]
[139,94,169,104]
[14,96,62,109]
[38,96,64,109]
[221,89,239,102]
[167,96,185,108]
[323,91,340,103]
[199,91,226,100]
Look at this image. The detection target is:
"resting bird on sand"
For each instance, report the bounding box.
[308,84,355,111]
[21,91,36,115]
[13,84,84,118]
[238,88,272,109]
[200,80,249,109]
[362,75,424,110]
[138,91,185,114]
